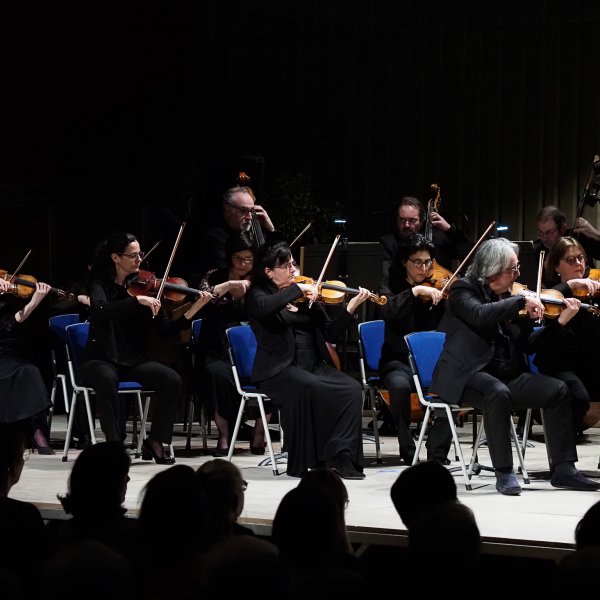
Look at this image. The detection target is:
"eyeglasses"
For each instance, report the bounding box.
[227,203,253,216]
[232,255,254,264]
[22,448,31,461]
[536,228,559,238]
[118,251,145,261]
[504,263,521,273]
[274,261,296,272]
[241,480,248,491]
[563,254,586,266]
[398,218,419,226]
[407,258,433,269]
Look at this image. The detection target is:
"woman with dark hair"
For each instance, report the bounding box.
[0,276,54,453]
[195,233,269,455]
[534,236,600,437]
[379,233,452,465]
[246,240,369,479]
[79,232,212,463]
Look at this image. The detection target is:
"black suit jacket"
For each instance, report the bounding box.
[246,281,354,383]
[430,276,529,405]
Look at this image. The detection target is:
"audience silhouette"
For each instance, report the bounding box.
[47,441,137,561]
[0,421,49,599]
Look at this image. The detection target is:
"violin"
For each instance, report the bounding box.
[511,282,600,318]
[571,269,600,300]
[0,270,74,301]
[127,269,216,303]
[293,275,387,306]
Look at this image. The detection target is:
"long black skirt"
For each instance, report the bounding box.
[0,353,51,423]
[258,362,364,478]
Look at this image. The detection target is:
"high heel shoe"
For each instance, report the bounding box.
[32,430,55,455]
[142,438,175,465]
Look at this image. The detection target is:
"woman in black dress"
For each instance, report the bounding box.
[246,241,369,479]
[0,277,53,453]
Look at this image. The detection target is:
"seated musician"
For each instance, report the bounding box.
[533,237,600,439]
[0,277,54,453]
[79,232,211,464]
[379,195,470,296]
[191,185,277,282]
[378,234,452,465]
[533,205,600,267]
[431,237,600,495]
[194,233,271,456]
[246,240,370,480]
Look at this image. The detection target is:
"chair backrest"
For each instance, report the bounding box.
[404,331,446,389]
[226,325,257,384]
[49,313,81,344]
[528,325,542,374]
[66,322,90,371]
[358,320,385,371]
[191,318,203,346]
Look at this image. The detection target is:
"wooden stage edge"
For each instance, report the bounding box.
[35,503,575,563]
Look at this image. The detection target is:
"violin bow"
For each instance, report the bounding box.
[534,250,545,323]
[309,234,340,308]
[8,249,33,283]
[440,221,496,296]
[290,222,312,248]
[142,240,161,264]
[155,223,186,305]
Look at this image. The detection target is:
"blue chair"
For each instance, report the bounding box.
[48,314,80,428]
[225,325,280,476]
[185,318,208,452]
[406,331,531,490]
[404,331,478,490]
[357,320,384,463]
[62,322,154,462]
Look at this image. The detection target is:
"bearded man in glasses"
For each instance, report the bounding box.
[379,195,470,296]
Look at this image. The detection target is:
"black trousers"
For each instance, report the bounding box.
[462,370,576,470]
[381,360,452,461]
[78,359,180,444]
[541,370,590,435]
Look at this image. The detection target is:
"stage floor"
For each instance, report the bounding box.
[12,415,600,562]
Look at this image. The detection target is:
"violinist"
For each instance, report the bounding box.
[246,240,370,480]
[193,185,277,280]
[431,237,600,495]
[79,232,212,464]
[0,277,54,453]
[379,195,470,296]
[532,237,600,440]
[194,233,271,456]
[379,234,452,465]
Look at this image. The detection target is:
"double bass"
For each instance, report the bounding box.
[423,183,456,292]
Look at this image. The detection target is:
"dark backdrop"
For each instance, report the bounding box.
[2,0,600,288]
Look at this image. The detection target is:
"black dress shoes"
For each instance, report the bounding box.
[495,471,522,496]
[551,471,600,491]
[327,451,366,480]
[142,438,176,465]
